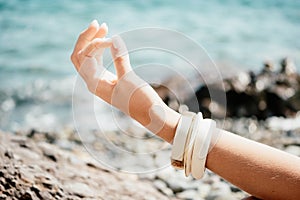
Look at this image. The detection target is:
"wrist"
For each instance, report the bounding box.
[126,85,180,143]
[146,104,180,143]
[131,100,180,143]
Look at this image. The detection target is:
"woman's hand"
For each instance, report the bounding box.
[70,20,115,103]
[70,20,180,142]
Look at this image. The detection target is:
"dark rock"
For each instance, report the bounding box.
[280,57,297,76]
[230,185,241,193]
[4,150,14,159]
[154,57,300,120]
[44,153,57,162]
[27,129,37,138]
[19,191,35,200]
[39,143,58,162]
[45,132,57,144]
[153,180,174,197]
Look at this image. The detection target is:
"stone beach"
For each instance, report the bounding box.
[1,116,299,200]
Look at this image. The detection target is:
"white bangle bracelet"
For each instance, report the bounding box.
[191,119,216,179]
[184,116,196,176]
[184,113,203,176]
[171,112,195,169]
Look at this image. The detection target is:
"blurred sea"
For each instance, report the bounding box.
[0,0,300,132]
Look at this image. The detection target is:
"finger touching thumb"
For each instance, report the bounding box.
[111,35,132,78]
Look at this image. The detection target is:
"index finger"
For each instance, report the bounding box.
[74,20,99,54]
[71,20,99,68]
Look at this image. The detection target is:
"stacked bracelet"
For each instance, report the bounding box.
[171,111,196,169]
[184,113,202,176]
[191,119,216,179]
[171,112,217,179]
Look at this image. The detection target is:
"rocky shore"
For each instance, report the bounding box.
[0,130,172,200]
[1,118,300,200]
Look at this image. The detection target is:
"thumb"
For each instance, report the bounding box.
[111,35,132,78]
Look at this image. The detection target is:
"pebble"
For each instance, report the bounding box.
[197,182,211,198]
[4,150,14,159]
[206,182,233,200]
[284,145,300,157]
[38,190,53,199]
[153,180,174,197]
[19,168,34,184]
[177,189,203,200]
[39,142,58,162]
[166,178,186,193]
[64,182,95,198]
[15,148,41,161]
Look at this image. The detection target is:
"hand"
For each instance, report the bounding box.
[71,20,115,103]
[71,20,180,142]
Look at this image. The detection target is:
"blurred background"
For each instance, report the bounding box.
[0,0,299,132]
[1,1,300,199]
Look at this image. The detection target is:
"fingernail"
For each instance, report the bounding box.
[90,19,98,27]
[112,35,128,58]
[112,35,123,49]
[100,22,107,29]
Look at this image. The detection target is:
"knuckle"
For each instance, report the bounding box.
[70,53,75,62]
[77,50,83,57]
[115,56,131,67]
[77,51,84,61]
[115,56,125,64]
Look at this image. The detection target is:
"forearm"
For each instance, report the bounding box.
[206,130,300,199]
[156,113,300,199]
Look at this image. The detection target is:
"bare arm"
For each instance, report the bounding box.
[71,21,300,200]
[150,116,300,199]
[207,129,300,200]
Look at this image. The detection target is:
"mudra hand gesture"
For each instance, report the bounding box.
[70,20,180,142]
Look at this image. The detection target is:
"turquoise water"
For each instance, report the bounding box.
[0,0,299,131]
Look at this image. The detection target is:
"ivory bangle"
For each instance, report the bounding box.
[184,113,203,176]
[171,115,193,160]
[191,119,216,179]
